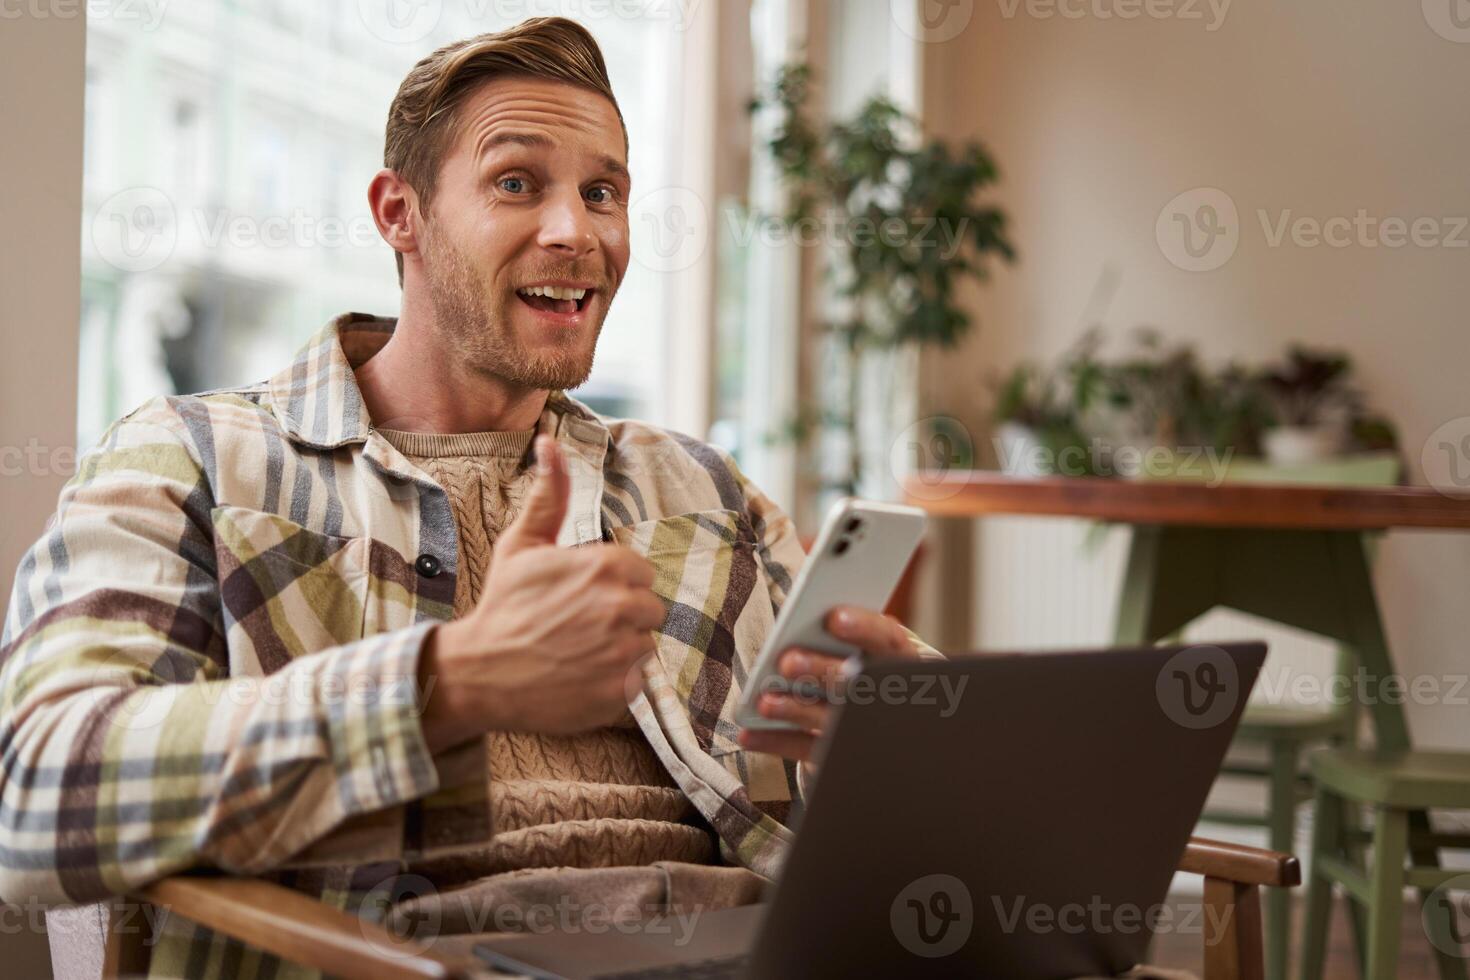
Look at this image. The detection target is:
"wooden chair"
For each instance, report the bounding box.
[100,838,1299,980]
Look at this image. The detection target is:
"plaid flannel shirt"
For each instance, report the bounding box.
[0,313,936,977]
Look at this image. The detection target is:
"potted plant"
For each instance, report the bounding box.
[992,362,1063,475]
[1185,363,1270,459]
[1255,346,1361,465]
[1086,328,1205,460]
[989,333,1103,476]
[752,64,1015,498]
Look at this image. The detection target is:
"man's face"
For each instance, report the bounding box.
[417,76,630,391]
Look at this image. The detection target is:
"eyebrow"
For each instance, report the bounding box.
[481,131,631,185]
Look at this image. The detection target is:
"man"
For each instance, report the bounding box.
[0,17,930,977]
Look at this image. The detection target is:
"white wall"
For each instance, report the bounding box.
[920,1,1470,748]
[0,8,84,975]
[1,8,85,609]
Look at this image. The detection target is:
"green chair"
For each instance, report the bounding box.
[1299,749,1470,980]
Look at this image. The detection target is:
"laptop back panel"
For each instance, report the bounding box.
[747,643,1266,979]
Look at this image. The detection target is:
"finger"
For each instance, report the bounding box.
[737,727,818,763]
[498,435,569,555]
[825,606,916,658]
[617,591,668,631]
[596,546,656,589]
[604,628,657,666]
[757,692,830,732]
[619,637,659,706]
[778,648,848,690]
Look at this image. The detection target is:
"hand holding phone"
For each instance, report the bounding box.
[735,498,926,734]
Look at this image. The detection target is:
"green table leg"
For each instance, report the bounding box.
[1113,525,1219,645]
[1113,526,1417,755]
[1323,533,1410,752]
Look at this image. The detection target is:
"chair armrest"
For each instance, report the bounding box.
[1180,837,1301,888]
[1177,838,1300,980]
[130,876,471,980]
[117,838,1298,980]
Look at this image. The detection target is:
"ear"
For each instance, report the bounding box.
[368,169,420,266]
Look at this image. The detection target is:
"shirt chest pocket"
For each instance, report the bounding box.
[611,509,777,760]
[211,505,374,673]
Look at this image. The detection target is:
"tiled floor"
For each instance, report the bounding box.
[1150,892,1452,978]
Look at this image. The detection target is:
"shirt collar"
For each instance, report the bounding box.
[266,312,384,449]
[267,312,612,455]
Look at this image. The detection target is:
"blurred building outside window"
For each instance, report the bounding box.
[79,1,694,450]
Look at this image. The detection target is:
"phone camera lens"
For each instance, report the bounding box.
[833,537,851,555]
[844,516,864,534]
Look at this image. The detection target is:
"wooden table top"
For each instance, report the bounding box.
[903,471,1470,531]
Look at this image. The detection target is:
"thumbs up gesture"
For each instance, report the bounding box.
[418,435,667,749]
[495,433,575,557]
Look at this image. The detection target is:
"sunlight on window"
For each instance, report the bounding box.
[80,1,684,447]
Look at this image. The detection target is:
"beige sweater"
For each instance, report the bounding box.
[378,426,717,880]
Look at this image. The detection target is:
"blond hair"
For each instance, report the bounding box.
[383,17,627,284]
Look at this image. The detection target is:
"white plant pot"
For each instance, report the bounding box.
[997,422,1050,476]
[1262,425,1342,466]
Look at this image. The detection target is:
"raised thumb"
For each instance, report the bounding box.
[500,434,570,554]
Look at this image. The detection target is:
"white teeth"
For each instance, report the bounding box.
[517,285,588,301]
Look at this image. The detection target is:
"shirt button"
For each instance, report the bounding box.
[414,554,442,578]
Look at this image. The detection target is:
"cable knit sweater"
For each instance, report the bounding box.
[376,425,718,883]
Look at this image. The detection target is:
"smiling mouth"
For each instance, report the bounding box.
[515,284,593,315]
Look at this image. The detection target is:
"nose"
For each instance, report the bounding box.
[536,187,598,259]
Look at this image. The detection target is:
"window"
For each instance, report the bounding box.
[80,1,702,447]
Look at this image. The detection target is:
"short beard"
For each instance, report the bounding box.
[421,227,602,391]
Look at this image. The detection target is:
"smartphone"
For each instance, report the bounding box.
[735,498,927,733]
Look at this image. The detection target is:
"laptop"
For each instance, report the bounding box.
[474,641,1267,979]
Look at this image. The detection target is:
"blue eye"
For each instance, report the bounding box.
[586,186,612,204]
[500,177,527,194]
